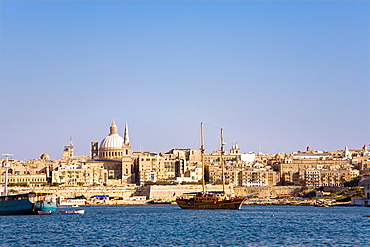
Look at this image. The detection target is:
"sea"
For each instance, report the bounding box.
[0,205,369,247]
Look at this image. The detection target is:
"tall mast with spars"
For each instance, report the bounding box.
[220,128,225,193]
[200,122,205,193]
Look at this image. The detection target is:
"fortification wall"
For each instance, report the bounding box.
[143,185,234,200]
[145,185,302,199]
[8,186,136,199]
[234,186,302,197]
[7,185,303,200]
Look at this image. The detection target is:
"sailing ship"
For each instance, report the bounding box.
[0,154,57,215]
[176,123,249,210]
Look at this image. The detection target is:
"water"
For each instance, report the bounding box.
[1,205,369,246]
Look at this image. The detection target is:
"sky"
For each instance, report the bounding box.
[1,1,369,161]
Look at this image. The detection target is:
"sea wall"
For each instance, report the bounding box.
[7,186,136,199]
[136,185,235,200]
[136,185,303,200]
[7,185,303,200]
[234,186,302,198]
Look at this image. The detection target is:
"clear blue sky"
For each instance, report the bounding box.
[1,1,369,161]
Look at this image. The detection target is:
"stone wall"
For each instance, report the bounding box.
[234,186,302,197]
[141,185,234,200]
[8,186,136,199]
[7,185,303,200]
[143,185,302,199]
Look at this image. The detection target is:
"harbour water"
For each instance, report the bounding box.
[1,205,369,246]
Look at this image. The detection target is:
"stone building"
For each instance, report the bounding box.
[133,152,165,185]
[270,147,359,186]
[52,163,108,185]
[0,154,55,186]
[299,168,359,187]
[238,169,278,187]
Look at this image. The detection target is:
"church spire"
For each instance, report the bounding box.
[124,122,130,145]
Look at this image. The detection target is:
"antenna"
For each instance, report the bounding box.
[70,136,73,147]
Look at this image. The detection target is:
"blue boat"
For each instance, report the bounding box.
[0,192,57,215]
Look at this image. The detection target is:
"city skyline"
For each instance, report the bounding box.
[1,1,369,160]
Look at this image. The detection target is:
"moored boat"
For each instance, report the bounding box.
[0,192,57,215]
[60,209,85,214]
[37,210,52,215]
[176,191,248,210]
[147,199,173,204]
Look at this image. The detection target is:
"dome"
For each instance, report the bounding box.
[100,134,124,150]
[40,153,50,160]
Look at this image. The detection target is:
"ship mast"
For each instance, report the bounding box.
[220,128,225,193]
[200,122,205,193]
[2,153,12,196]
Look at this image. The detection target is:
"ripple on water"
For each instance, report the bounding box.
[0,205,370,246]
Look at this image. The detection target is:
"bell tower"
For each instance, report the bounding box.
[91,142,99,159]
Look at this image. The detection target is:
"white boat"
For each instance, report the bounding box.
[37,210,52,215]
[60,209,85,214]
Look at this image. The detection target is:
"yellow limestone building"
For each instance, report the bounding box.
[90,120,133,184]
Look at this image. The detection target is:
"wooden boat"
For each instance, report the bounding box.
[60,209,85,214]
[176,191,248,209]
[176,123,249,210]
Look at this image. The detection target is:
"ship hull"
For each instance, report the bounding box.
[0,199,35,215]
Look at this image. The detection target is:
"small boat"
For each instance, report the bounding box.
[365,215,370,217]
[147,200,173,204]
[37,210,52,215]
[60,209,85,214]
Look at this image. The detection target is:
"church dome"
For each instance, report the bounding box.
[100,135,124,150]
[40,153,50,160]
[99,120,124,150]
